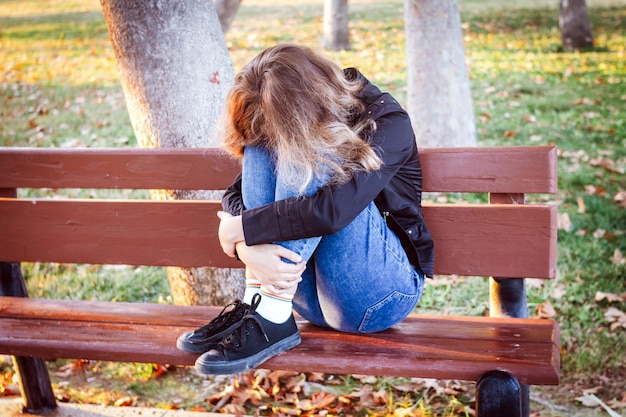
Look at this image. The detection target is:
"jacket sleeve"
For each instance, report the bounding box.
[241,110,415,245]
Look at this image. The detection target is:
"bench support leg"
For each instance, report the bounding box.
[490,277,530,417]
[12,357,58,415]
[1,262,57,414]
[476,371,522,417]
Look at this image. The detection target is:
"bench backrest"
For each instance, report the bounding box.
[0,146,558,279]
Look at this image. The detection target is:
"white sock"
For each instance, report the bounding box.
[243,277,261,305]
[254,286,293,324]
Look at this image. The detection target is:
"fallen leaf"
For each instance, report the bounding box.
[604,307,626,332]
[310,391,337,410]
[54,360,86,377]
[592,229,606,239]
[608,392,626,409]
[583,386,602,395]
[114,396,134,407]
[0,383,20,396]
[576,393,622,416]
[536,300,557,319]
[576,394,599,407]
[577,196,586,213]
[589,157,624,174]
[595,291,626,303]
[613,191,626,208]
[150,363,169,378]
[611,249,626,266]
[354,375,377,384]
[558,212,572,232]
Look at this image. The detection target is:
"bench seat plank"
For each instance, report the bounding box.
[0,297,559,385]
[0,199,557,278]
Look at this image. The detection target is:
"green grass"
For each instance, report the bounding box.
[23,263,171,303]
[1,0,625,414]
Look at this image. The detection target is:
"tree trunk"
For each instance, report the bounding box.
[101,0,244,306]
[215,0,242,33]
[322,0,350,51]
[403,0,476,148]
[559,0,593,51]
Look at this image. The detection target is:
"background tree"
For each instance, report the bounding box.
[322,0,350,51]
[403,0,477,148]
[559,0,593,51]
[215,0,242,33]
[100,0,244,306]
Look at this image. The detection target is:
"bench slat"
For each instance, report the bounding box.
[0,148,240,191]
[0,297,559,385]
[0,199,557,278]
[0,146,557,194]
[420,146,558,193]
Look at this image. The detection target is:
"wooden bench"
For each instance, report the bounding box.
[0,146,559,417]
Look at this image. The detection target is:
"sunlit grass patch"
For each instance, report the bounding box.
[24,263,171,303]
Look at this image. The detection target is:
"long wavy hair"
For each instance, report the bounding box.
[222,43,381,193]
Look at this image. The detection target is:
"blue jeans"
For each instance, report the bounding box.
[242,146,424,333]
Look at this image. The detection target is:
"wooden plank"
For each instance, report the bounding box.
[0,199,557,277]
[0,297,560,385]
[420,146,558,194]
[0,296,219,326]
[0,199,239,269]
[0,148,240,191]
[424,204,558,279]
[0,146,557,194]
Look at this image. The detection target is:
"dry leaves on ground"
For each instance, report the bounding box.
[205,370,474,416]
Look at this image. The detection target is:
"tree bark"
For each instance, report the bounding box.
[322,0,350,51]
[101,0,244,306]
[403,0,476,148]
[559,0,593,51]
[215,0,242,33]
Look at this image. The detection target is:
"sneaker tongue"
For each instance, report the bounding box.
[221,321,246,350]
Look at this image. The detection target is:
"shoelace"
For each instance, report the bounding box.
[219,294,269,352]
[191,300,246,340]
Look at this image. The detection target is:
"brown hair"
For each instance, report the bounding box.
[222,43,381,193]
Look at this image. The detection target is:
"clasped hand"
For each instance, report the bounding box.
[217,211,305,294]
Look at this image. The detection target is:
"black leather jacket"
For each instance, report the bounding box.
[222,68,435,277]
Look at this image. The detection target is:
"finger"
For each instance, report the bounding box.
[276,278,299,288]
[217,211,233,220]
[269,285,287,295]
[276,282,299,294]
[277,263,306,277]
[274,246,302,264]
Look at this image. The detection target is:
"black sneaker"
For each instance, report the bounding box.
[194,294,301,375]
[177,300,249,353]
